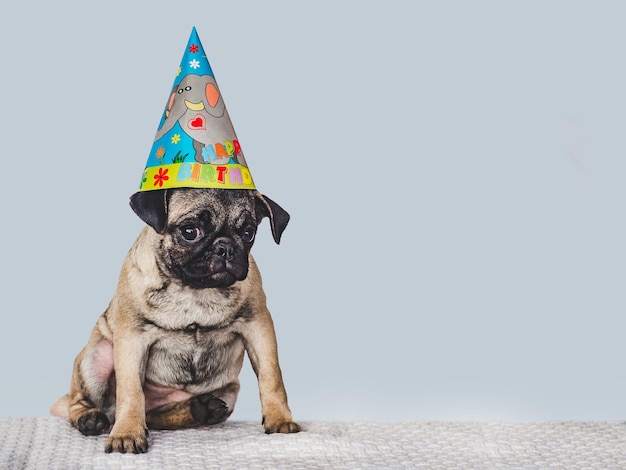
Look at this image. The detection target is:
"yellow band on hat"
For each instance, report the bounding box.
[139,162,255,191]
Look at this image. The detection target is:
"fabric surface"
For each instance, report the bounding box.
[1,417,626,469]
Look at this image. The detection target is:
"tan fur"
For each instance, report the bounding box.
[51,190,299,453]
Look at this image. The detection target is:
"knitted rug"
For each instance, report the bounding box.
[1,417,626,469]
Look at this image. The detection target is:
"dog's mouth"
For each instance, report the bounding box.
[178,256,247,289]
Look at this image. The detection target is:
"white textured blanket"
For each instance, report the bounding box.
[1,417,626,469]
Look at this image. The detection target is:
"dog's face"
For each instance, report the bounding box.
[129,188,289,289]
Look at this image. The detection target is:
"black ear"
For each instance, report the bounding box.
[255,193,290,244]
[129,190,170,233]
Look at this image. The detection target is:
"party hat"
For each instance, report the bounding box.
[137,27,255,192]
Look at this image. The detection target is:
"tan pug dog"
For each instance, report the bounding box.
[51,188,300,453]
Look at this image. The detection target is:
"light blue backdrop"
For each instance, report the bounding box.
[1,0,625,422]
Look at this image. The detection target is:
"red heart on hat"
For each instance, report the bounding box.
[188,114,206,130]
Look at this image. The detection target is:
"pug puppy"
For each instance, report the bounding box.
[50,188,300,453]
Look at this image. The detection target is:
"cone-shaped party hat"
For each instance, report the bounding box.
[137,27,255,192]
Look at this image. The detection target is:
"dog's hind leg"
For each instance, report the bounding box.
[145,383,238,430]
[52,393,111,436]
[66,336,116,436]
[145,393,227,430]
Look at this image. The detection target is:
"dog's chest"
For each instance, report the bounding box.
[144,281,245,330]
[145,326,244,388]
[142,282,248,388]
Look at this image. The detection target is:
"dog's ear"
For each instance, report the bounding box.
[129,190,170,234]
[255,193,290,244]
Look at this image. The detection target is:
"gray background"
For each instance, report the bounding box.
[1,0,625,422]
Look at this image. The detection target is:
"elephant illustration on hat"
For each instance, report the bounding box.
[153,74,248,167]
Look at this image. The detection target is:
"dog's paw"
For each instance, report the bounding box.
[263,417,301,434]
[190,393,228,425]
[105,427,149,454]
[76,410,110,436]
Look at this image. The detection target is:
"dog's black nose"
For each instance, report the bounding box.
[213,239,234,260]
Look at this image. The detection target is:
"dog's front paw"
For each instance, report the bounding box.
[263,416,301,434]
[105,427,149,454]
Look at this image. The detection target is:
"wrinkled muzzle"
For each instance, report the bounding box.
[178,238,248,288]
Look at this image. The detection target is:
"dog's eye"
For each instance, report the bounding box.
[180,226,202,242]
[241,226,256,243]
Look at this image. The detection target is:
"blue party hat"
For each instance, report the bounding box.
[137,27,254,191]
